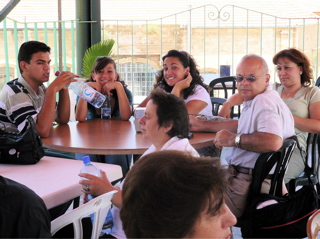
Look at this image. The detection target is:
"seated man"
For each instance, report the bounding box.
[0,40,77,220]
[0,176,51,238]
[120,150,236,238]
[190,54,295,218]
[0,40,76,138]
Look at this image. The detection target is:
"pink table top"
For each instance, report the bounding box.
[0,156,122,209]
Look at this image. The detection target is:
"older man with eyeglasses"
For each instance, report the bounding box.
[189,54,295,218]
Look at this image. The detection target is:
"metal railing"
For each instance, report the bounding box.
[1,4,319,100]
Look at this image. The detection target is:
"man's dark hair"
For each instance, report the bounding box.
[18,41,51,74]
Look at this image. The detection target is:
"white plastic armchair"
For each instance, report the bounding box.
[51,190,117,239]
[307,209,320,239]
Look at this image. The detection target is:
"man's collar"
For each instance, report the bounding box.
[18,75,38,97]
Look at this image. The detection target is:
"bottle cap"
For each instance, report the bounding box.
[82,156,91,164]
[55,71,61,76]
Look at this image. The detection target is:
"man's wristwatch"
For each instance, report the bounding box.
[235,134,242,148]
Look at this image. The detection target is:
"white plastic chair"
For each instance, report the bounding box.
[51,190,117,239]
[307,209,320,239]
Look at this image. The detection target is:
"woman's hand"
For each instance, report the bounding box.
[176,73,192,90]
[79,170,115,197]
[87,81,102,92]
[101,81,122,96]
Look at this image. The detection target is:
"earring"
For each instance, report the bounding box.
[300,72,302,75]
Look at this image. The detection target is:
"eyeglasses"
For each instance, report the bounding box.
[234,74,265,83]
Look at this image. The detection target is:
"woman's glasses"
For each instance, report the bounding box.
[235,74,265,83]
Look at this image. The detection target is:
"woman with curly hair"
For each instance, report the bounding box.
[139,49,212,116]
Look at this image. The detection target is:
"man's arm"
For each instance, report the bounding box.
[37,71,75,137]
[189,115,238,133]
[36,87,59,138]
[214,130,283,153]
[218,93,244,118]
[55,88,70,124]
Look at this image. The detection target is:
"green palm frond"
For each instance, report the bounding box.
[82,39,115,78]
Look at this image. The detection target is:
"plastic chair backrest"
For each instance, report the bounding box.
[287,133,320,194]
[315,77,320,87]
[51,190,117,239]
[211,97,227,116]
[209,76,237,98]
[307,209,320,239]
[250,138,296,197]
[209,76,240,118]
[307,133,320,176]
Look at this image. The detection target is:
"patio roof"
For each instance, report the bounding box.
[2,0,320,23]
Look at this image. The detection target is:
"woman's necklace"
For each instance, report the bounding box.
[283,87,300,97]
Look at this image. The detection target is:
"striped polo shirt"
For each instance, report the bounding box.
[0,76,47,133]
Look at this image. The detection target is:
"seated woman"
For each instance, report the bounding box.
[79,90,198,238]
[75,56,133,177]
[139,49,212,116]
[121,150,236,238]
[218,48,320,184]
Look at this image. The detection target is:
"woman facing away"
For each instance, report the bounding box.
[219,48,320,184]
[121,150,237,239]
[75,56,133,177]
[79,90,199,238]
[139,49,212,116]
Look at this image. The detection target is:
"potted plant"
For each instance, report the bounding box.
[82,39,115,78]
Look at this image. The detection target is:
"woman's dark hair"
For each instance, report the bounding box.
[149,89,189,138]
[154,50,208,99]
[121,150,227,238]
[87,56,127,87]
[273,48,313,86]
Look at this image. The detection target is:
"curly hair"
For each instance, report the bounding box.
[273,48,313,86]
[154,50,208,99]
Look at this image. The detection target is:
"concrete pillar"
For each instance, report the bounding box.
[76,0,101,76]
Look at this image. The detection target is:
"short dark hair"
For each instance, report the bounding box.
[121,150,227,238]
[154,49,208,99]
[18,41,51,74]
[273,48,313,86]
[149,89,189,138]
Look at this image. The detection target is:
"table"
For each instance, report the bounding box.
[0,156,122,209]
[42,118,216,155]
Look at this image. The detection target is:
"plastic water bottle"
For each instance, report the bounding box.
[80,156,101,201]
[80,156,113,236]
[101,95,111,120]
[55,71,106,108]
